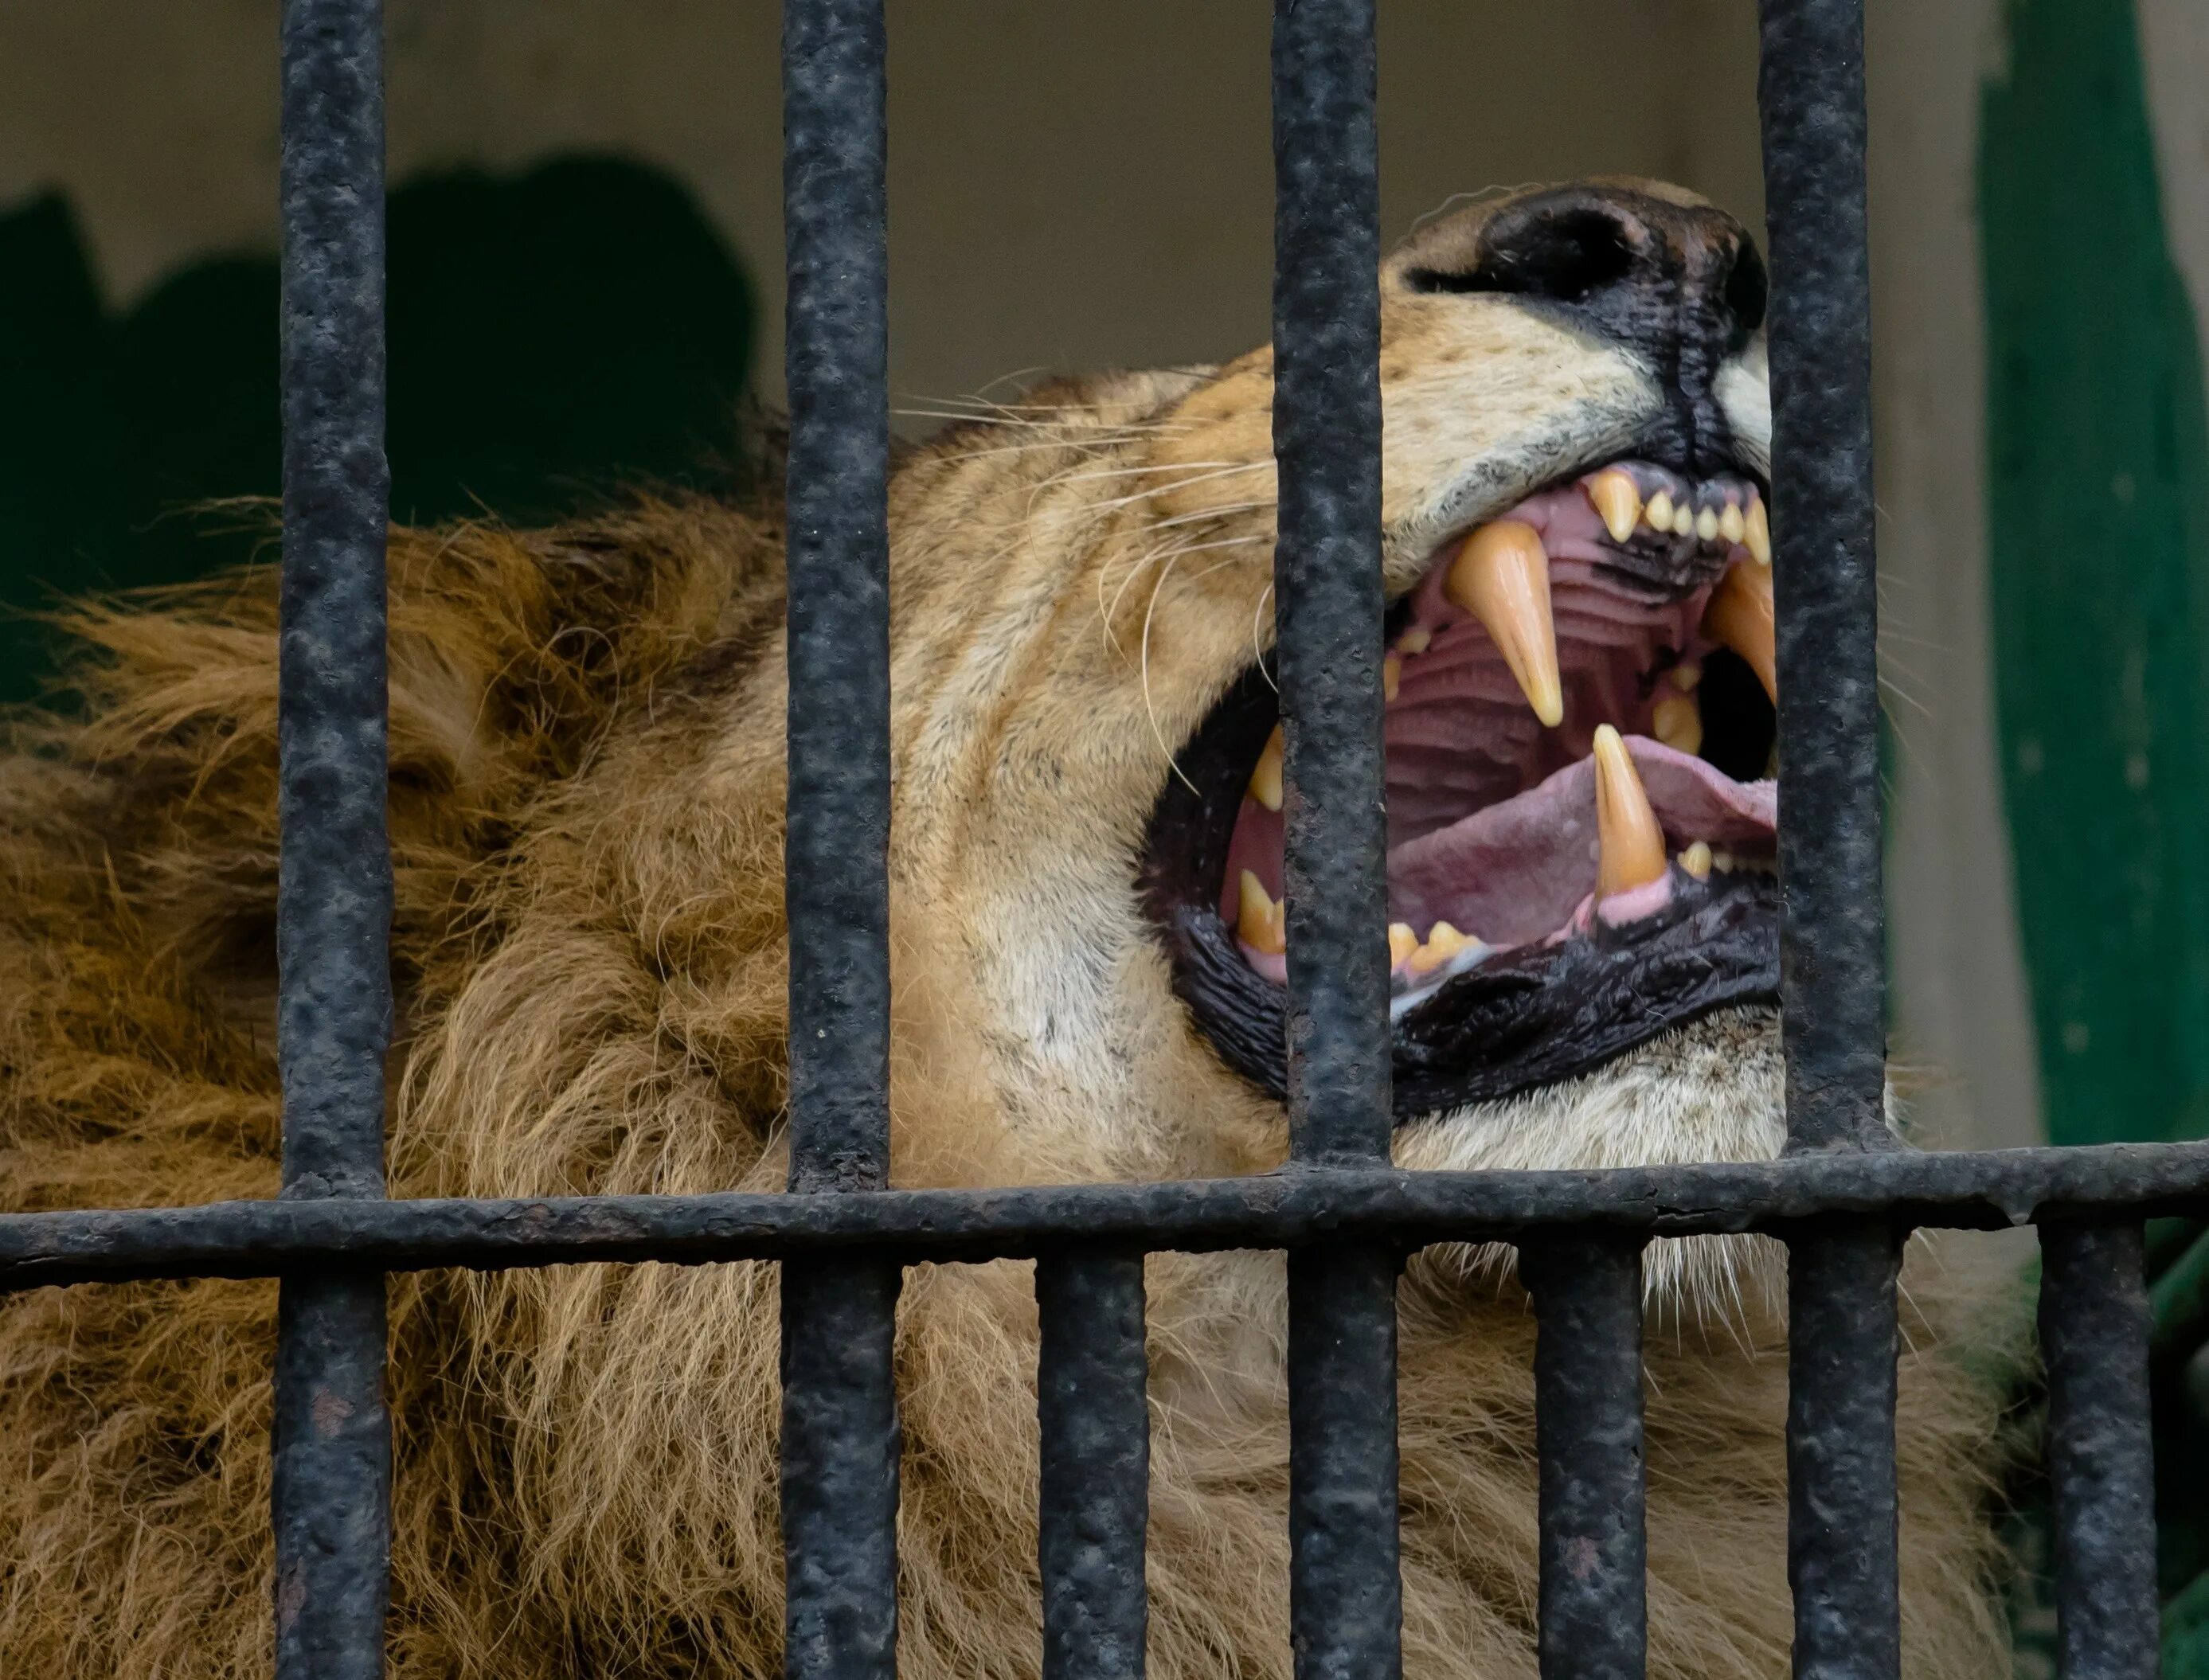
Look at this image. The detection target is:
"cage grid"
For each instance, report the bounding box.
[0,0,2196,1677]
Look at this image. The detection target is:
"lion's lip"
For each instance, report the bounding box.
[1137,451,1781,1116]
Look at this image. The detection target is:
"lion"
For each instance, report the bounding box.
[0,179,2025,1678]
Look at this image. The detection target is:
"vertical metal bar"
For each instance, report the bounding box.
[1523,1236,1646,1680]
[2040,1221,2158,1680]
[1784,1222,1901,1680]
[272,2,392,1675]
[779,5,900,1680]
[1270,6,1401,1680]
[1037,1252,1149,1680]
[1754,1,1902,1674]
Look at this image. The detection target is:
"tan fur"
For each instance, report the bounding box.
[0,183,2024,1677]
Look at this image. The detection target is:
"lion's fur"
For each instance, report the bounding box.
[0,183,2025,1677]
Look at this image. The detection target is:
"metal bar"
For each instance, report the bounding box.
[1785,1223,1901,1680]
[778,5,901,1680]
[272,2,393,1675]
[1036,1251,1149,1680]
[8,1145,2209,1289]
[1756,0,1886,1158]
[1523,1236,1646,1680]
[1269,4,1402,1676]
[2040,1221,2158,1680]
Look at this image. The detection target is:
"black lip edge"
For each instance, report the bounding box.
[1136,438,1784,1119]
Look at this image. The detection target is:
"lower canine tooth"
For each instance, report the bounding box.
[1593,724,1668,897]
[1237,870,1286,956]
[1703,560,1777,701]
[1444,521,1565,728]
[1587,469,1642,544]
[1249,725,1284,811]
[1409,921,1473,977]
[1652,693,1703,756]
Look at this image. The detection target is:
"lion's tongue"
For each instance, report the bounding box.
[1385,736,1775,947]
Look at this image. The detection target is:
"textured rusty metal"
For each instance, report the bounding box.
[2041,1221,2158,1679]
[1523,1236,1647,1680]
[1038,1252,1150,1680]
[272,2,393,1675]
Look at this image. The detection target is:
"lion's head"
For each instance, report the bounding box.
[0,178,2017,1680]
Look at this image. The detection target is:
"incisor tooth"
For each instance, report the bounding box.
[1745,496,1772,566]
[1644,490,1675,532]
[1383,654,1402,703]
[1249,726,1284,811]
[1237,870,1286,956]
[1703,560,1777,701]
[1679,841,1714,881]
[1396,623,1432,656]
[1409,921,1473,977]
[1389,922,1418,967]
[1695,506,1720,542]
[1671,500,1695,536]
[1719,502,1746,545]
[1671,658,1703,692]
[1593,725,1668,898]
[1444,521,1565,728]
[1652,693,1703,756]
[1587,469,1642,545]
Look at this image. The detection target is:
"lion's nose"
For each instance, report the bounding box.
[1409,184,1768,350]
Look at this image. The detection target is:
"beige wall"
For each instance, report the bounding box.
[1,0,2048,1145]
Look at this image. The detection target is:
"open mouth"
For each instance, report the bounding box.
[1140,459,1783,1116]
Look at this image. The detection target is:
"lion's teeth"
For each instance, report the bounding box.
[1408,921,1474,977]
[1745,495,1772,566]
[1383,654,1402,703]
[1670,500,1695,537]
[1593,725,1668,898]
[1703,558,1777,701]
[1653,693,1703,757]
[1237,870,1286,955]
[1644,489,1675,533]
[1249,725,1284,811]
[1695,506,1720,543]
[1444,520,1565,728]
[1389,922,1418,967]
[1719,502,1746,545]
[1679,840,1714,881]
[1586,469,1642,545]
[1395,623,1432,656]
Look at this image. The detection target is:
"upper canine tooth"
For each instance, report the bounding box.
[1593,725,1669,898]
[1237,870,1286,955]
[1703,560,1777,701]
[1249,725,1284,811]
[1644,490,1675,532]
[1586,469,1642,544]
[1745,496,1773,566]
[1444,521,1565,728]
[1719,502,1746,545]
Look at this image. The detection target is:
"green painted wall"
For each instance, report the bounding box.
[1981,0,2209,1664]
[0,154,754,697]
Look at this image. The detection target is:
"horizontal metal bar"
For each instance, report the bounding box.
[1037,1250,1150,1680]
[1523,1234,1646,1680]
[6,1144,2207,1290]
[2039,1221,2158,1680]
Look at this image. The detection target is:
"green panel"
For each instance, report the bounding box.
[0,155,754,698]
[1981,0,2209,1151]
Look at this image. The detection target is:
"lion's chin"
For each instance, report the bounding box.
[1393,1007,1793,1326]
